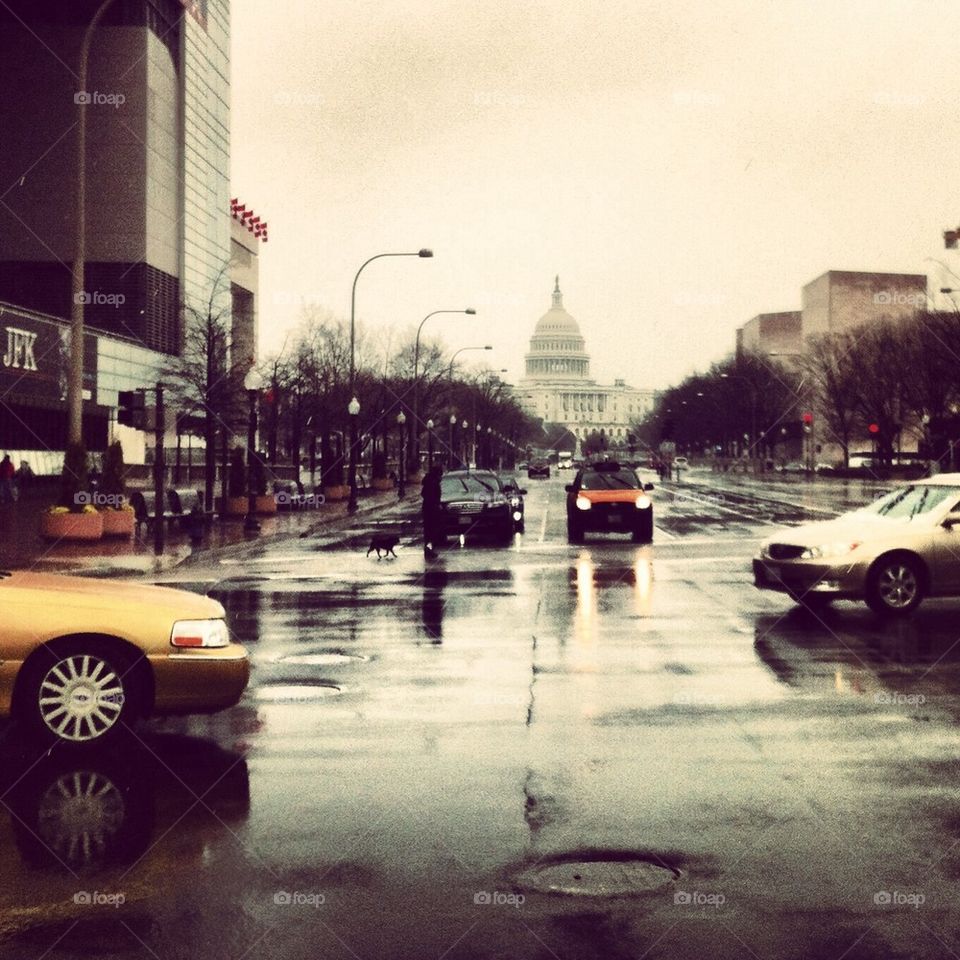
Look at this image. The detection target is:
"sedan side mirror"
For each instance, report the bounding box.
[564,484,573,493]
[519,488,528,495]
[643,482,655,491]
[943,511,960,529]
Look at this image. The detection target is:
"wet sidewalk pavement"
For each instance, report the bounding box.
[0,487,417,578]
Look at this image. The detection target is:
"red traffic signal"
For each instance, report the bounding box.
[802,412,814,425]
[868,422,880,434]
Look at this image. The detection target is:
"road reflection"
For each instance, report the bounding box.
[0,732,249,933]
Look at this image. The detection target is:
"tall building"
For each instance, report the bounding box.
[801,270,926,341]
[0,0,256,467]
[518,278,655,448]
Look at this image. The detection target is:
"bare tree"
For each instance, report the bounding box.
[800,331,860,468]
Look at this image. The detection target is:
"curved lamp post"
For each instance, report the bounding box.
[413,308,475,473]
[426,418,434,468]
[243,366,264,533]
[348,248,432,513]
[448,413,457,469]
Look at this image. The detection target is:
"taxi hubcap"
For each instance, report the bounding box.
[878,564,918,609]
[39,655,125,741]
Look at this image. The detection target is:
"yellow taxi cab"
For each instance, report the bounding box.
[565,461,655,543]
[0,571,249,745]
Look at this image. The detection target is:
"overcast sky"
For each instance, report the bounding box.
[231,0,960,390]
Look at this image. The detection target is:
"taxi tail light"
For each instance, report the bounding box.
[171,619,230,648]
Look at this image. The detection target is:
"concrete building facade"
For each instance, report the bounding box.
[518,279,655,448]
[0,0,260,469]
[736,311,802,360]
[801,270,926,341]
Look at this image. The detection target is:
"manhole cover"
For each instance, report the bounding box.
[254,682,342,702]
[514,858,678,896]
[277,652,369,666]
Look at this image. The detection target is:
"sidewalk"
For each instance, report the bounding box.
[0,486,415,578]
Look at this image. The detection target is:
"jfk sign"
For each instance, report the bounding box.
[3,326,39,372]
[0,310,96,404]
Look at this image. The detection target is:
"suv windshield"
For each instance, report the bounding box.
[579,469,640,491]
[858,484,960,522]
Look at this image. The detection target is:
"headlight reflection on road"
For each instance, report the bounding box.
[633,554,654,617]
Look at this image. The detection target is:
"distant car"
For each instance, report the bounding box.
[776,461,806,474]
[558,455,574,470]
[673,456,689,471]
[516,461,529,472]
[0,572,249,745]
[528,461,550,479]
[497,473,528,533]
[754,475,960,615]
[438,470,515,544]
[566,461,655,544]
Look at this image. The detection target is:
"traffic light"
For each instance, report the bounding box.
[945,229,959,250]
[117,389,145,429]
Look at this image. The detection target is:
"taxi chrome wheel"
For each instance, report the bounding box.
[867,555,924,616]
[20,642,137,744]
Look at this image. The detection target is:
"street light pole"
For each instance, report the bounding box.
[448,413,456,469]
[348,248,432,514]
[447,344,492,381]
[426,419,434,468]
[243,367,264,533]
[69,0,118,447]
[397,410,406,499]
[413,308,475,474]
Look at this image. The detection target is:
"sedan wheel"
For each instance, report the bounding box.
[31,650,131,743]
[867,556,924,616]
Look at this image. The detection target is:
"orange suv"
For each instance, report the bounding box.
[566,461,655,543]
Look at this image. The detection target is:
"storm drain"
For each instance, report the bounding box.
[254,681,342,702]
[276,652,370,666]
[513,857,679,896]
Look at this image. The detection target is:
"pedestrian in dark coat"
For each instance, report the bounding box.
[421,464,443,559]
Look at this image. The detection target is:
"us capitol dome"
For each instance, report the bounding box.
[518,278,654,446]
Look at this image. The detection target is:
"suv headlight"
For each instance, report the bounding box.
[799,541,861,560]
[575,495,592,511]
[171,618,230,648]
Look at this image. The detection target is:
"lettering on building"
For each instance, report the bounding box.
[3,327,38,372]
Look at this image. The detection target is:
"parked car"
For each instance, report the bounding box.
[672,456,689,471]
[497,473,528,533]
[438,470,515,543]
[0,572,249,745]
[566,461,655,544]
[528,461,550,479]
[753,475,960,615]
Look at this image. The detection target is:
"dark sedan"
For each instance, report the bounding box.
[497,473,528,533]
[438,471,516,544]
[528,461,550,479]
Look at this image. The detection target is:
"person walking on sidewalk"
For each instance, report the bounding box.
[0,454,15,504]
[421,463,444,559]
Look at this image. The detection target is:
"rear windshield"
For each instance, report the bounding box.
[579,470,640,491]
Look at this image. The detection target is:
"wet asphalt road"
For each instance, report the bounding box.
[4,471,960,959]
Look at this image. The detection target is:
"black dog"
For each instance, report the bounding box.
[366,534,400,560]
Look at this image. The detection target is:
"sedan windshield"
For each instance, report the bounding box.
[579,470,640,491]
[441,475,500,497]
[858,484,960,522]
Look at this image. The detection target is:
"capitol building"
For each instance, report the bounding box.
[518,278,655,448]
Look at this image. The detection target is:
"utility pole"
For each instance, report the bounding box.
[154,382,165,556]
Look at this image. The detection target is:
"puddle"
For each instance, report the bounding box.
[513,854,679,896]
[254,681,343,702]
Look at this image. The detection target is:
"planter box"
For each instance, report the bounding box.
[40,510,103,542]
[322,484,349,501]
[372,477,394,491]
[254,494,277,515]
[101,509,134,538]
[224,496,248,517]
